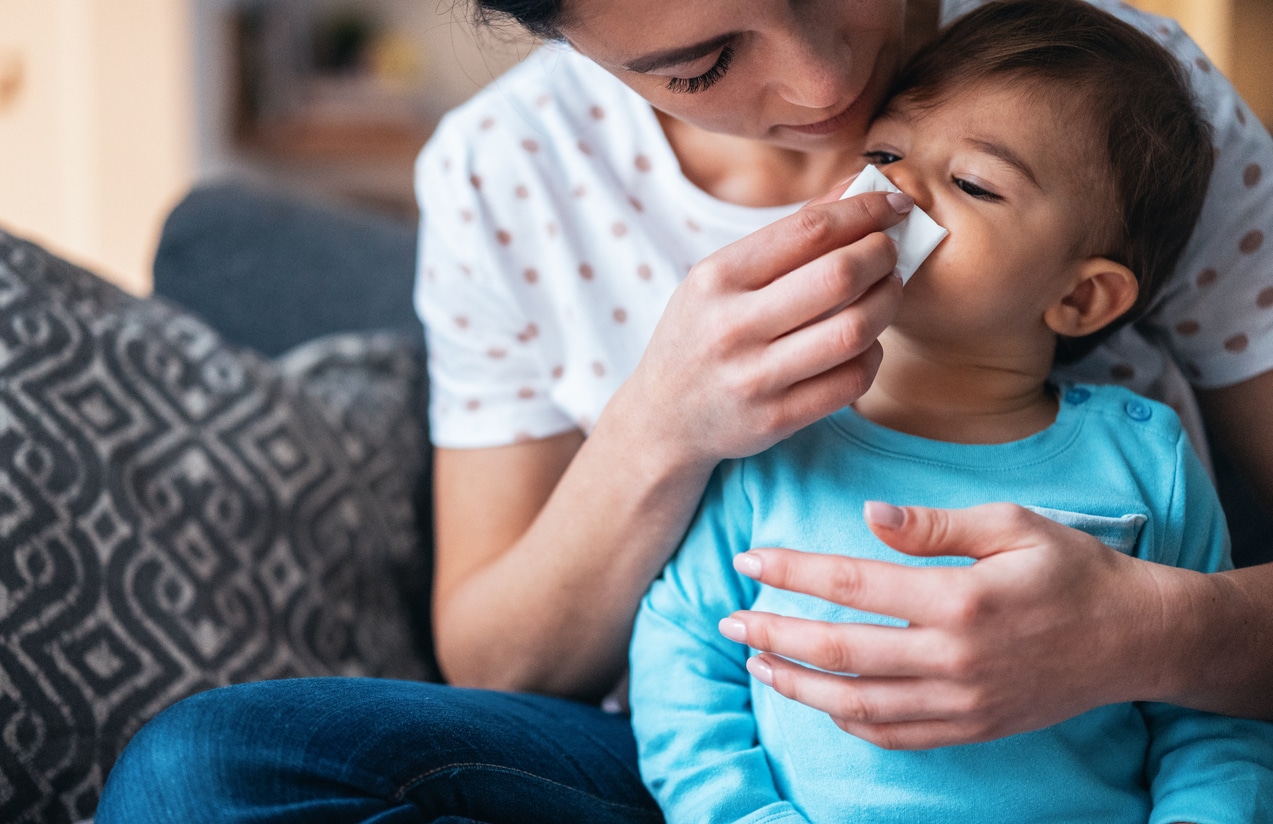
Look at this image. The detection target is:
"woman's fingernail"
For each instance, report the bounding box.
[890,269,904,286]
[886,192,914,214]
[864,500,905,530]
[733,552,762,578]
[747,656,775,686]
[719,618,747,643]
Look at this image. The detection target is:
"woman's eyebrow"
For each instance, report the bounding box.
[623,33,736,73]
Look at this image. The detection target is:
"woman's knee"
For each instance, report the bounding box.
[98,684,256,821]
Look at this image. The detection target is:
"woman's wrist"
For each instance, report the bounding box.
[1133,561,1263,711]
[1147,563,1273,716]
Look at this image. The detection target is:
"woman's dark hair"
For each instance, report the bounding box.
[472,0,568,40]
[887,0,1214,363]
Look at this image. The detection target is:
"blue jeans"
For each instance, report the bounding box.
[95,678,663,824]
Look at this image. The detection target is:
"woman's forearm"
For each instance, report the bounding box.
[1154,561,1273,718]
[432,394,717,700]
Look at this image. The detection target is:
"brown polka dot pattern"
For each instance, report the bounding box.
[536,94,550,107]
[1194,56,1211,73]
[637,264,652,281]
[465,399,481,411]
[1258,287,1273,309]
[1110,364,1135,381]
[546,222,559,238]
[517,323,540,342]
[521,139,540,153]
[613,308,628,323]
[515,185,530,199]
[470,175,482,189]
[591,362,606,376]
[590,105,605,120]
[1245,164,1263,188]
[454,315,469,329]
[1237,106,1248,126]
[635,155,652,173]
[1240,230,1264,255]
[579,263,595,281]
[612,222,628,237]
[480,117,495,130]
[1225,333,1250,353]
[1186,362,1203,380]
[578,140,593,156]
[1175,320,1200,336]
[573,185,588,198]
[460,209,474,223]
[1196,268,1217,287]
[629,196,644,212]
[496,229,512,246]
[487,347,508,359]
[551,365,564,380]
[686,219,701,233]
[517,387,536,400]
[523,268,539,284]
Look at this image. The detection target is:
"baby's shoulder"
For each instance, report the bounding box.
[1061,383,1185,448]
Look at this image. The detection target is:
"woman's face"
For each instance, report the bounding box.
[560,0,908,152]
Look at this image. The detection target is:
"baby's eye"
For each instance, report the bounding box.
[863,150,902,165]
[955,178,1002,202]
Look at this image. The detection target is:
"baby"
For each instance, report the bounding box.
[629,2,1273,822]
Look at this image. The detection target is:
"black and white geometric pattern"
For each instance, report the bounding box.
[0,229,435,823]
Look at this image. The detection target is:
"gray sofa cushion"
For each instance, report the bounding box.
[0,228,436,824]
[152,181,421,357]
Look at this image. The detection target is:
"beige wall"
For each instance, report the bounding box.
[0,0,196,294]
[1130,0,1235,71]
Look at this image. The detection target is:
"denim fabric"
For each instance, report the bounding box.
[95,678,662,824]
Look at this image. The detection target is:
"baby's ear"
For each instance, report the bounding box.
[1043,257,1138,338]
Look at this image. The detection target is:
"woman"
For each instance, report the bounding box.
[98,0,1273,820]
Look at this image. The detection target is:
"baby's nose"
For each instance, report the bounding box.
[879,164,933,212]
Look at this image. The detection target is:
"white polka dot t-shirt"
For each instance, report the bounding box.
[416,0,1273,449]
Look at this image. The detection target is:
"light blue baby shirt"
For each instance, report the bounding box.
[630,384,1273,824]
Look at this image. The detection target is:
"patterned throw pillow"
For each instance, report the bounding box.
[0,228,435,824]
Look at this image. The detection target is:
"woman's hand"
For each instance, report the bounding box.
[719,502,1185,749]
[610,189,912,470]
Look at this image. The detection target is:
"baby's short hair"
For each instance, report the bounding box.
[887,0,1214,362]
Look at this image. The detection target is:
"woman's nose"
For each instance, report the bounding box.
[770,36,852,110]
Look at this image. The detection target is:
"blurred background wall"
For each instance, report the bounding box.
[0,0,1267,295]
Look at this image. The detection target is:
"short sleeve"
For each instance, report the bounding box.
[414,112,576,448]
[1126,13,1273,388]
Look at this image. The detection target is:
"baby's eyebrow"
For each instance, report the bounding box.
[965,138,1040,188]
[623,33,735,73]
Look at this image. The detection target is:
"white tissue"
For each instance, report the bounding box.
[840,164,947,284]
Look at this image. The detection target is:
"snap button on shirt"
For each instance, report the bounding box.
[1064,387,1092,406]
[1124,399,1153,422]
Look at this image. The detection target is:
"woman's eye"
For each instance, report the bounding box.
[665,45,735,94]
[863,151,902,165]
[955,178,1002,201]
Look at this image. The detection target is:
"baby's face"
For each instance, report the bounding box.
[862,81,1109,349]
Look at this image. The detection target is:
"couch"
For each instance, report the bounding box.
[1,181,440,824]
[3,180,1270,824]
